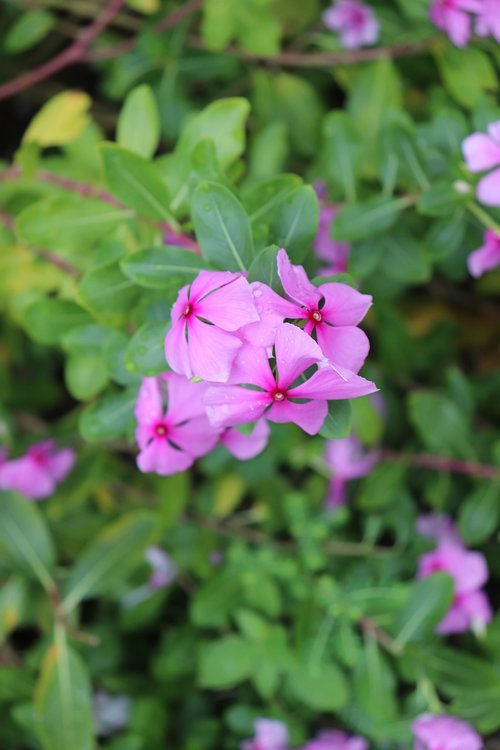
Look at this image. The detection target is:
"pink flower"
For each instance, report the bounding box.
[303,729,368,750]
[314,204,351,276]
[220,420,270,460]
[205,323,377,436]
[416,514,462,546]
[429,0,482,47]
[476,0,500,41]
[325,436,379,508]
[0,440,75,500]
[323,0,379,49]
[242,718,289,750]
[412,714,482,750]
[165,271,259,383]
[467,229,500,277]
[134,373,218,475]
[145,547,177,589]
[164,227,200,253]
[417,543,492,634]
[462,121,500,206]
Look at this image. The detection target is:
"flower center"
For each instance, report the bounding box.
[183,304,192,317]
[311,310,322,322]
[273,390,286,401]
[154,424,168,437]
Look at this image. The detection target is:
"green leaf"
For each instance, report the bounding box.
[117,84,160,159]
[459,482,500,545]
[418,182,470,217]
[191,569,243,627]
[64,352,109,400]
[332,196,411,242]
[62,512,157,612]
[100,143,173,222]
[192,182,254,271]
[0,492,55,590]
[78,264,139,324]
[22,92,91,146]
[322,111,361,201]
[287,660,348,710]
[357,464,406,510]
[380,232,431,284]
[199,635,253,688]
[5,10,55,53]
[202,0,281,55]
[435,44,498,109]
[408,391,471,457]
[352,637,398,728]
[0,576,28,643]
[120,246,206,289]
[34,633,94,750]
[125,320,170,376]
[24,299,92,345]
[268,185,319,262]
[393,574,454,649]
[79,388,138,442]
[319,400,352,439]
[247,245,281,290]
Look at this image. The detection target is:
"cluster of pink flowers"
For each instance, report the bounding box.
[412,713,482,750]
[0,439,75,500]
[313,183,351,277]
[135,249,376,476]
[430,0,500,47]
[416,513,492,634]
[242,719,368,750]
[322,0,379,50]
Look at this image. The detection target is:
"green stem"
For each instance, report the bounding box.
[467,202,500,235]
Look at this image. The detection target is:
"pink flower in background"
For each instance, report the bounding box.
[242,718,289,750]
[303,729,368,750]
[417,543,492,634]
[462,121,500,206]
[205,324,377,436]
[276,249,372,373]
[323,0,379,49]
[314,204,351,277]
[0,440,74,500]
[416,514,462,546]
[429,0,482,47]
[467,229,500,277]
[324,436,379,508]
[164,227,200,254]
[220,420,270,460]
[412,714,482,750]
[165,271,259,382]
[145,547,177,589]
[134,373,218,475]
[476,0,500,41]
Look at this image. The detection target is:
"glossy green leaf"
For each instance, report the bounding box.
[319,400,352,440]
[121,246,206,289]
[125,320,170,375]
[459,482,500,545]
[322,111,361,201]
[79,388,138,442]
[268,185,318,262]
[23,299,92,345]
[393,574,454,649]
[247,245,281,290]
[332,196,411,242]
[117,84,160,159]
[64,352,109,400]
[78,264,139,324]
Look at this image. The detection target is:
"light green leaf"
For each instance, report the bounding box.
[408,391,471,457]
[393,574,454,649]
[287,660,348,710]
[24,299,92,345]
[78,264,139,324]
[23,91,91,147]
[199,635,253,688]
[79,388,138,442]
[117,84,160,159]
[125,320,170,376]
[64,352,109,400]
[5,10,55,54]
[120,246,206,289]
[459,482,500,545]
[435,44,498,109]
[332,196,411,242]
[268,185,318,262]
[319,400,352,439]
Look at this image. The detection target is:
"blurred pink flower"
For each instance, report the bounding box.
[165,271,259,382]
[323,0,379,49]
[276,249,372,373]
[221,420,270,460]
[462,121,500,206]
[134,373,218,475]
[163,227,199,253]
[476,0,500,41]
[242,718,289,750]
[429,0,482,47]
[145,547,177,589]
[418,543,492,634]
[0,440,74,500]
[314,204,350,277]
[416,514,462,546]
[205,324,377,436]
[324,436,379,507]
[302,729,368,750]
[412,713,482,750]
[467,229,500,278]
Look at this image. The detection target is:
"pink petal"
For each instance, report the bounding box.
[289,366,377,401]
[134,377,165,425]
[163,372,209,424]
[476,167,500,206]
[165,319,191,378]
[325,477,348,508]
[137,438,194,475]
[467,239,500,277]
[315,325,370,373]
[462,133,500,172]
[197,276,259,331]
[445,7,471,46]
[277,249,321,309]
[436,600,471,634]
[204,386,271,429]
[227,344,276,390]
[221,420,270,460]
[170,415,219,457]
[266,398,328,435]
[188,320,242,383]
[460,589,493,627]
[240,283,298,348]
[455,550,489,593]
[320,283,372,326]
[488,121,500,144]
[274,323,325,390]
[0,457,55,500]
[189,269,241,302]
[325,435,378,480]
[46,448,75,482]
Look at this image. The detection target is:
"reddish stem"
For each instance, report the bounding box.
[0,0,125,102]
[382,450,500,480]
